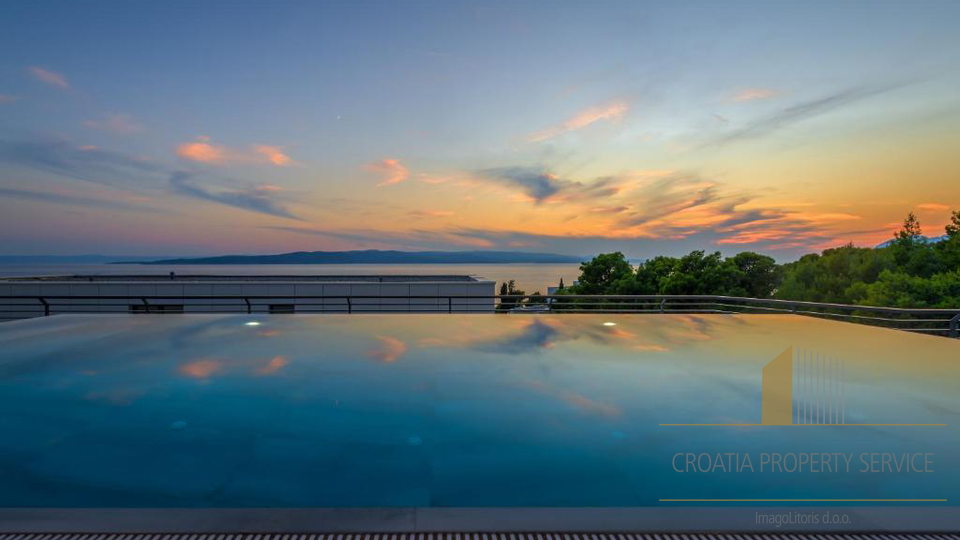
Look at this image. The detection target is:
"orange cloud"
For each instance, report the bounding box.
[525,380,621,417]
[253,145,292,166]
[177,138,226,163]
[179,359,224,379]
[176,137,293,166]
[730,88,778,102]
[367,158,409,186]
[417,173,458,184]
[367,335,408,362]
[255,355,289,375]
[528,101,628,142]
[917,203,950,211]
[28,66,68,89]
[633,344,669,352]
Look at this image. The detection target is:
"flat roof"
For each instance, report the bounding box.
[0,274,486,283]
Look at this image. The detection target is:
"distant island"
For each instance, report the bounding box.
[118,250,585,265]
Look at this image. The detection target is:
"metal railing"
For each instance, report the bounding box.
[0,294,958,337]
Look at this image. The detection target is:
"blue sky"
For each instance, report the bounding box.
[1,1,959,258]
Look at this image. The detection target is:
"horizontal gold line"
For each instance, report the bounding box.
[659,499,947,502]
[658,423,946,426]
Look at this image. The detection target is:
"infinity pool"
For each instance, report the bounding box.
[0,314,956,509]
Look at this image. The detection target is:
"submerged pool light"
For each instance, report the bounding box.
[603,322,617,326]
[244,321,261,326]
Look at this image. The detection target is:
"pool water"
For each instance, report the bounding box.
[0,314,957,508]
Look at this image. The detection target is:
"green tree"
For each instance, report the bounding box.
[946,210,960,238]
[895,212,923,245]
[660,251,744,295]
[729,251,781,298]
[776,244,892,303]
[631,256,679,294]
[572,252,633,294]
[861,269,960,308]
[497,280,526,311]
[887,212,941,277]
[936,210,960,270]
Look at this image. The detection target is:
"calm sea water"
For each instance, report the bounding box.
[0,313,956,507]
[0,263,580,293]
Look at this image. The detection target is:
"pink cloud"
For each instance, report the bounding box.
[255,356,289,376]
[177,138,227,163]
[28,66,68,89]
[176,137,292,166]
[367,336,407,362]
[367,158,409,186]
[178,359,224,379]
[528,102,628,142]
[0,94,20,103]
[253,145,292,166]
[730,88,778,102]
[84,113,143,134]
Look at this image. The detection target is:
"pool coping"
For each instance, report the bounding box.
[1,507,958,533]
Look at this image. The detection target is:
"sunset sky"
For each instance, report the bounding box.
[1,1,958,260]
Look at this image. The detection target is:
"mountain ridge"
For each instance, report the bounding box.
[117,250,585,265]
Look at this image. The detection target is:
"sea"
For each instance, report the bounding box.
[0,263,581,294]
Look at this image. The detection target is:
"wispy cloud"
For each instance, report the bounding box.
[0,138,303,219]
[84,114,143,134]
[169,171,301,220]
[473,167,663,205]
[265,225,497,249]
[28,66,68,89]
[0,139,164,186]
[0,94,20,103]
[176,136,293,166]
[409,209,454,218]
[477,167,564,203]
[475,319,559,354]
[366,158,409,186]
[716,85,901,144]
[0,186,168,214]
[917,203,951,211]
[528,101,628,142]
[615,176,726,229]
[729,88,778,102]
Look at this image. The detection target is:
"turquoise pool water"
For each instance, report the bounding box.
[0,314,957,508]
